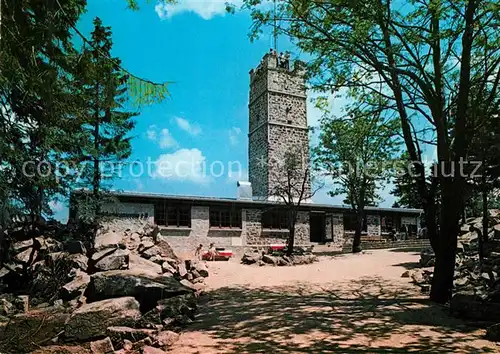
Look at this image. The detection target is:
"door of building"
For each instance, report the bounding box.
[310,212,326,243]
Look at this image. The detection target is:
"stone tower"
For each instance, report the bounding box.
[248,52,310,199]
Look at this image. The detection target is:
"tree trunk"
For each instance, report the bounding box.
[352,212,363,253]
[482,185,488,243]
[430,178,460,303]
[287,223,295,256]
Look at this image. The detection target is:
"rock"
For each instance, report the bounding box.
[262,254,277,265]
[450,292,500,321]
[64,240,87,254]
[150,255,165,265]
[132,337,153,350]
[129,254,162,275]
[123,339,133,351]
[192,277,204,284]
[241,253,260,264]
[401,270,410,278]
[419,249,435,267]
[190,261,208,277]
[162,257,178,267]
[95,232,125,251]
[85,270,193,311]
[151,225,160,243]
[277,257,290,266]
[193,282,205,293]
[90,337,114,354]
[62,270,91,300]
[142,346,166,354]
[161,262,176,274]
[92,248,119,262]
[68,253,89,271]
[16,247,37,264]
[106,326,157,346]
[486,323,500,341]
[139,293,197,328]
[155,240,177,260]
[177,263,187,277]
[1,308,70,353]
[191,269,201,278]
[64,297,141,341]
[13,239,34,252]
[125,232,141,251]
[154,330,179,347]
[142,246,162,259]
[94,249,130,272]
[179,279,196,291]
[258,260,265,266]
[15,295,29,313]
[138,238,155,253]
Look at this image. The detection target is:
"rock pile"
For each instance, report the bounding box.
[241,246,318,267]
[0,218,209,353]
[403,210,500,340]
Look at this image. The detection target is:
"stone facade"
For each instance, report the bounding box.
[248,52,310,199]
[244,209,309,246]
[325,213,344,247]
[366,215,381,237]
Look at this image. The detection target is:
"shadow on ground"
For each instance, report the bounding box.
[175,277,496,353]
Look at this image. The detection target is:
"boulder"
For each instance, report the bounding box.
[161,261,177,274]
[419,248,435,267]
[154,330,179,347]
[155,240,177,260]
[85,270,193,311]
[0,308,70,353]
[61,270,91,300]
[15,247,37,264]
[142,246,162,259]
[64,240,87,255]
[129,254,162,275]
[138,293,197,328]
[177,263,187,277]
[262,254,277,265]
[451,292,500,321]
[486,323,500,341]
[94,249,130,272]
[106,326,157,346]
[90,337,114,354]
[138,238,155,253]
[190,261,208,277]
[95,232,124,251]
[64,297,141,341]
[13,239,34,252]
[180,279,196,291]
[142,346,166,354]
[401,270,410,278]
[241,253,260,265]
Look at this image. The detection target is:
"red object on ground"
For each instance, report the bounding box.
[202,250,232,261]
[270,244,286,251]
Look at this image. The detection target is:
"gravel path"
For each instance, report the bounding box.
[168,249,499,353]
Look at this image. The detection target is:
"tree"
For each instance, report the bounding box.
[0,0,87,222]
[241,0,500,303]
[315,103,400,252]
[268,142,321,256]
[74,18,138,228]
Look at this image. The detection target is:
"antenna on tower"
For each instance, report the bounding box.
[273,0,278,52]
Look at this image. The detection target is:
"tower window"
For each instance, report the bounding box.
[287,120,293,125]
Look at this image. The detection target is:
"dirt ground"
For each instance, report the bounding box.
[168,249,500,353]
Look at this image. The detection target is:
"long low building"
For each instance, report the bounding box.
[69,189,423,255]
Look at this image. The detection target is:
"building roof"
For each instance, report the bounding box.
[76,189,423,215]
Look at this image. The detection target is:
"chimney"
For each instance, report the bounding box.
[237,181,252,200]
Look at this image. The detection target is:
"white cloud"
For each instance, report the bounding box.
[174,116,202,136]
[228,127,242,146]
[155,0,242,20]
[159,128,178,148]
[147,125,178,149]
[146,125,158,140]
[155,148,211,184]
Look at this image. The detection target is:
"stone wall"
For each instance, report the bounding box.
[248,125,268,198]
[325,213,344,247]
[101,202,154,224]
[159,206,244,257]
[366,215,381,237]
[244,209,310,246]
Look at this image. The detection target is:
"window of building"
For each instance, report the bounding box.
[262,209,289,229]
[209,207,242,229]
[381,216,395,233]
[343,213,367,232]
[155,202,191,227]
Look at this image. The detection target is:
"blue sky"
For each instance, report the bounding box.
[51,0,417,220]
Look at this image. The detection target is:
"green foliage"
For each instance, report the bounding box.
[315,101,400,211]
[0,0,87,219]
[74,18,139,219]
